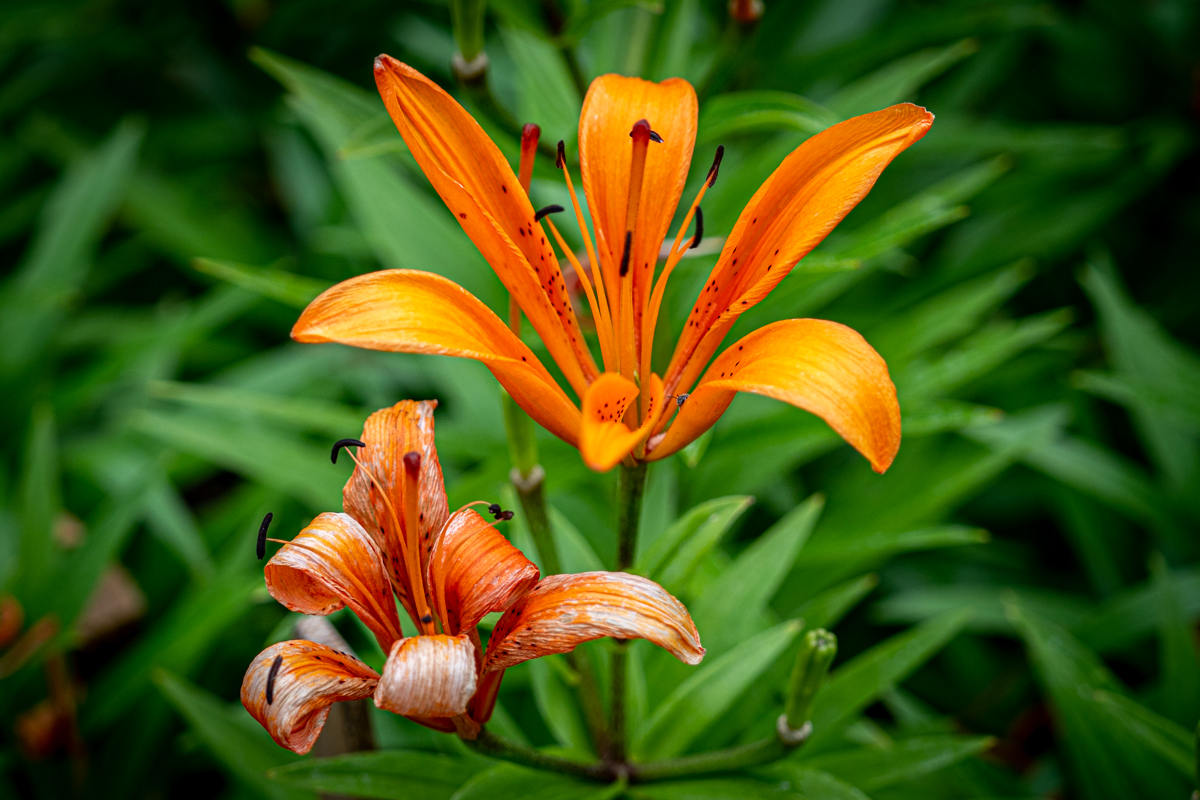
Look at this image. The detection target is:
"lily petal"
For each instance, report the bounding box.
[338,400,447,624]
[241,640,379,755]
[579,75,697,332]
[579,372,665,471]
[429,508,540,635]
[665,104,933,397]
[648,319,900,473]
[482,572,704,672]
[293,270,582,446]
[374,56,597,396]
[264,512,402,653]
[374,634,477,718]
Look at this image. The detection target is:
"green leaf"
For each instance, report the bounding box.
[698,91,837,143]
[16,403,59,600]
[826,38,980,118]
[691,495,823,657]
[449,763,622,800]
[147,380,366,438]
[251,48,501,308]
[551,507,605,573]
[129,409,342,509]
[796,734,994,790]
[643,496,754,594]
[191,258,330,309]
[900,310,1073,401]
[754,765,870,800]
[790,574,879,629]
[1091,690,1196,777]
[142,471,214,580]
[788,525,988,595]
[154,670,312,800]
[1148,553,1200,727]
[808,610,970,749]
[498,26,581,146]
[531,655,592,755]
[269,751,481,800]
[0,118,143,372]
[1081,255,1200,489]
[635,619,801,759]
[630,778,803,799]
[1009,603,1192,799]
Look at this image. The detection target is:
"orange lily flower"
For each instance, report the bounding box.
[292,58,932,472]
[241,401,703,753]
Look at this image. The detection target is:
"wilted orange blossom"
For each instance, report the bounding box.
[241,401,702,753]
[292,58,933,472]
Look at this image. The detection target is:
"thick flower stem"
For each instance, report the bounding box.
[463,728,615,781]
[616,462,648,571]
[610,462,648,765]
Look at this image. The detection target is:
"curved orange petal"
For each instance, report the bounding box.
[374,634,477,718]
[664,104,933,398]
[482,572,704,672]
[293,270,582,447]
[264,512,402,653]
[241,640,380,755]
[579,372,665,471]
[340,400,446,624]
[374,56,597,396]
[429,508,540,635]
[579,75,698,337]
[648,319,900,473]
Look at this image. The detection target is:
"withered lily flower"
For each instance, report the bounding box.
[241,401,702,752]
[293,59,932,472]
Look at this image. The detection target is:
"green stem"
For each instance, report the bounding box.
[609,463,648,765]
[616,462,648,571]
[631,735,791,782]
[512,466,559,575]
[463,728,615,782]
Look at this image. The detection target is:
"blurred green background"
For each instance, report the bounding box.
[1,0,1198,798]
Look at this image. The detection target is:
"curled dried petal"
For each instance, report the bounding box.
[374,634,477,718]
[483,572,704,672]
[241,640,379,754]
[264,512,402,652]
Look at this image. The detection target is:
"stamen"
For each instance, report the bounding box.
[257,512,272,560]
[555,140,618,371]
[707,145,725,187]
[518,123,540,194]
[402,451,435,635]
[545,216,617,370]
[556,140,566,169]
[265,654,283,704]
[630,128,665,144]
[331,438,365,464]
[534,204,564,223]
[487,503,502,516]
[690,207,704,250]
[639,146,724,396]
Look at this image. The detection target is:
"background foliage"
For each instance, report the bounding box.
[1,0,1198,798]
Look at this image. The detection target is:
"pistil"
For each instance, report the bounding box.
[403,451,437,634]
[511,123,541,336]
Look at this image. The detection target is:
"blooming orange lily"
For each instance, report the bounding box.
[292,58,933,472]
[241,400,703,753]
